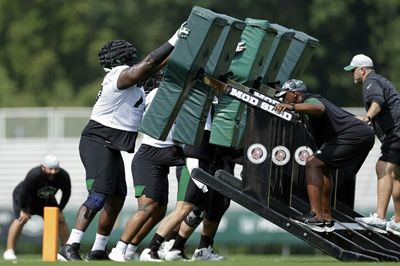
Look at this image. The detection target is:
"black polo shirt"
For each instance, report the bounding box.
[303,93,373,147]
[363,71,400,140]
[14,166,71,211]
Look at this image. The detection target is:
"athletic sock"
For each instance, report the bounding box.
[198,235,212,249]
[171,234,188,250]
[91,233,109,251]
[126,244,138,254]
[149,233,165,252]
[66,229,84,245]
[115,240,128,253]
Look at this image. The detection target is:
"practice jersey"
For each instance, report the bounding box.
[14,166,71,211]
[141,88,183,148]
[91,65,145,132]
[82,65,144,152]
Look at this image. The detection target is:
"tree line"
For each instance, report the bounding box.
[0,0,398,107]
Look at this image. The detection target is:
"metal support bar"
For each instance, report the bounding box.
[192,168,379,262]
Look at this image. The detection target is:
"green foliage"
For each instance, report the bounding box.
[0,0,399,107]
[308,0,400,106]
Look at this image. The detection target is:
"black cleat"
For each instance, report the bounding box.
[58,243,82,261]
[84,249,109,261]
[291,211,326,233]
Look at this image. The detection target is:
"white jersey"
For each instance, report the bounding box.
[91,65,145,132]
[141,88,183,148]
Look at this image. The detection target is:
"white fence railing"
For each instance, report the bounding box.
[0,107,389,215]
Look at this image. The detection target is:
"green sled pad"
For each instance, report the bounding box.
[234,105,247,149]
[261,23,295,85]
[173,14,246,145]
[275,30,319,83]
[138,6,227,140]
[210,93,246,148]
[172,83,214,145]
[210,18,276,148]
[228,18,277,86]
[288,30,319,78]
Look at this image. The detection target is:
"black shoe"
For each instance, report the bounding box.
[84,250,109,261]
[58,243,82,261]
[150,249,161,260]
[169,249,190,260]
[292,211,325,232]
[325,220,335,233]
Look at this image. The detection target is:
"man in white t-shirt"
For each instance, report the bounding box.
[58,24,190,261]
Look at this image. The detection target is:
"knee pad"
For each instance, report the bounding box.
[184,207,205,228]
[83,192,107,220]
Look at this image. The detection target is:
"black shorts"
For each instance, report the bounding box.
[184,130,217,161]
[132,144,185,205]
[12,190,58,218]
[204,190,230,222]
[315,134,375,176]
[380,133,400,164]
[177,173,230,222]
[79,137,127,196]
[176,164,210,206]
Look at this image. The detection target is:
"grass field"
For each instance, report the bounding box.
[1,254,400,266]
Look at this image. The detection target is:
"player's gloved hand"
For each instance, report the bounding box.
[177,21,190,38]
[168,21,191,47]
[235,41,246,53]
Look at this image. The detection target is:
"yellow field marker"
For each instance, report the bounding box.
[42,207,59,262]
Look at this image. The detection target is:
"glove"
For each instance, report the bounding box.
[168,21,191,47]
[235,40,246,53]
[177,21,190,38]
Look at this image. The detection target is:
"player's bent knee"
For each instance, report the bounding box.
[82,191,107,220]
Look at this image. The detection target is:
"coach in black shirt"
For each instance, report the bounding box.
[345,54,400,235]
[3,154,71,261]
[275,79,374,233]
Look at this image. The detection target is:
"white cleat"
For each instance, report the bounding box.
[108,247,126,262]
[3,249,17,261]
[192,246,224,261]
[124,250,139,261]
[140,248,162,262]
[164,249,188,261]
[158,239,175,260]
[386,218,400,236]
[355,213,387,234]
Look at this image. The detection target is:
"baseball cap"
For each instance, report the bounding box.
[275,79,307,97]
[344,54,374,71]
[42,154,60,169]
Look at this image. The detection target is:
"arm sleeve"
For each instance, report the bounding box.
[365,80,385,108]
[148,42,174,66]
[58,171,71,210]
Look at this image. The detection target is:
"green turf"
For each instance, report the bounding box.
[1,254,399,265]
